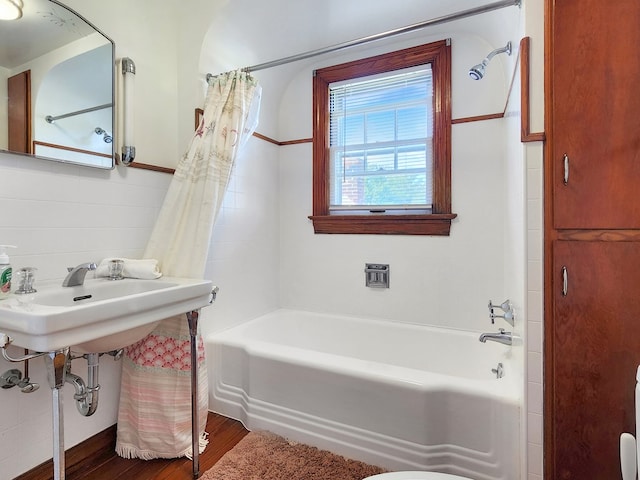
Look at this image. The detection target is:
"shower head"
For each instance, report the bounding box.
[469,41,512,80]
[469,60,489,81]
[95,127,112,143]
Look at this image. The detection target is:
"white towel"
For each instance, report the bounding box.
[96,258,162,279]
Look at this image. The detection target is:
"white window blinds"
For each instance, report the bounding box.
[329,65,433,212]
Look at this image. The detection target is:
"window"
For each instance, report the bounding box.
[310,40,456,235]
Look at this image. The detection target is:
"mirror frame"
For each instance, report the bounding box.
[1,0,116,169]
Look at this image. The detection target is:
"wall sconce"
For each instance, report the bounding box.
[0,0,23,20]
[121,57,136,165]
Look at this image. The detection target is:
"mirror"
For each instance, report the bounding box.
[0,0,114,169]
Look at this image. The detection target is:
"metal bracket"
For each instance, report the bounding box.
[0,369,22,389]
[209,286,219,304]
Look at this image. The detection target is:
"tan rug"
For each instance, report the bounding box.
[201,430,387,480]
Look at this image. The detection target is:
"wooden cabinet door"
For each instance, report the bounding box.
[551,240,640,478]
[551,0,640,229]
[7,70,31,154]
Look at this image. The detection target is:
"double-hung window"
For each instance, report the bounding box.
[310,39,456,235]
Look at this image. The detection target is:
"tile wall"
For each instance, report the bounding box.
[526,143,544,479]
[0,153,171,478]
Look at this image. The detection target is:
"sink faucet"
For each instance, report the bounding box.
[479,328,513,346]
[62,262,97,287]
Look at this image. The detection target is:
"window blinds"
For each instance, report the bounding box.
[329,66,434,211]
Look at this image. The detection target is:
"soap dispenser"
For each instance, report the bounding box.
[0,245,16,300]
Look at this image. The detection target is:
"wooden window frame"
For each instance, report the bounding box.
[309,39,456,235]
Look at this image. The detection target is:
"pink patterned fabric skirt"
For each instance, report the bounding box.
[115,315,209,459]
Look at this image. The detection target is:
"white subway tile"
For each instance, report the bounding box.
[528,442,543,476]
[527,290,542,318]
[528,381,543,415]
[528,412,543,444]
[528,351,543,384]
[527,199,542,230]
[528,321,543,353]
[527,169,542,200]
[527,260,542,291]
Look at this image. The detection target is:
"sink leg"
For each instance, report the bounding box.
[52,388,64,480]
[186,310,200,479]
[44,348,70,480]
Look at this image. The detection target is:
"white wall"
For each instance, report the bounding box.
[201,138,281,335]
[196,3,520,325]
[525,142,544,480]
[273,32,519,331]
[0,157,171,478]
[276,120,511,331]
[524,0,545,478]
[0,1,180,477]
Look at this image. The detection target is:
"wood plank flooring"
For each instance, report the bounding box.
[15,413,249,480]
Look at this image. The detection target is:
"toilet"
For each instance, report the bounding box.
[365,472,472,480]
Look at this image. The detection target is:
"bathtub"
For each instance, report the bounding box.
[208,309,520,480]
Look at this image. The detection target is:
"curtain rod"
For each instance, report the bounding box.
[207,0,520,81]
[45,103,113,124]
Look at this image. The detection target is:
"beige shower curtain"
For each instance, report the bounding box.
[115,70,261,459]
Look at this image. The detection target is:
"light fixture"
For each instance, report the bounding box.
[469,41,512,80]
[0,0,23,20]
[121,57,136,165]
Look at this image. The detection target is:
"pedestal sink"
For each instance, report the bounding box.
[0,276,214,480]
[0,276,213,352]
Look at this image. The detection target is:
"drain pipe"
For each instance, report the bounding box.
[65,353,100,417]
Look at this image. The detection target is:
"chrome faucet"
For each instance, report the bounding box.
[479,328,513,346]
[62,262,97,287]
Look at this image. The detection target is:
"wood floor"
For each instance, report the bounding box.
[15,413,249,480]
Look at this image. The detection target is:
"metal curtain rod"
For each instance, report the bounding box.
[206,0,520,80]
[45,103,113,124]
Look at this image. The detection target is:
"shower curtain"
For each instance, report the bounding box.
[115,70,261,459]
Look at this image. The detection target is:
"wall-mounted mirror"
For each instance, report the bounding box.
[0,0,114,169]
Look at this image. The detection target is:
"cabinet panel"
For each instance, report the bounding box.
[552,0,640,228]
[552,240,640,478]
[7,71,31,154]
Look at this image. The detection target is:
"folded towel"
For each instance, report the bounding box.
[96,258,162,280]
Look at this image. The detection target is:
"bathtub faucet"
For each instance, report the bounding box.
[479,328,513,346]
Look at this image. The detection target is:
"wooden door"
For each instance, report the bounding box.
[7,70,31,154]
[551,0,640,229]
[551,240,640,478]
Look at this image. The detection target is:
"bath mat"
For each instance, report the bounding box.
[200,430,387,480]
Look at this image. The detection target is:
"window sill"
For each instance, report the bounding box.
[308,213,457,235]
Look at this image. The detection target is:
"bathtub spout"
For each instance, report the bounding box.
[479,328,513,346]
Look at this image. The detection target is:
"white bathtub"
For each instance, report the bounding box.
[208,309,520,479]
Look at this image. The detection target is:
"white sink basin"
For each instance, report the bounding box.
[0,277,212,353]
